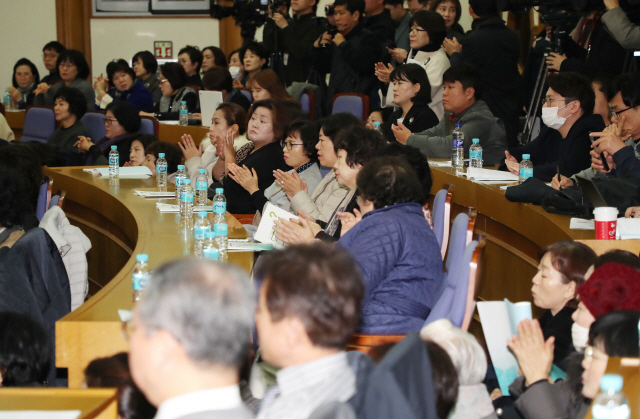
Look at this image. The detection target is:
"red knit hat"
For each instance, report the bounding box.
[577,262,640,319]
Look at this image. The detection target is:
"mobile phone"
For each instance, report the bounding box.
[590,133,610,172]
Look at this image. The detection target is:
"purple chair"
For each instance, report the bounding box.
[36,177,52,221]
[332,93,369,121]
[431,184,453,259]
[139,117,158,136]
[240,89,252,102]
[300,92,315,120]
[80,112,106,142]
[319,166,332,178]
[21,107,56,143]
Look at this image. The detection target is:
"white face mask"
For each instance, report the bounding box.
[229,66,242,81]
[571,321,589,352]
[541,101,573,130]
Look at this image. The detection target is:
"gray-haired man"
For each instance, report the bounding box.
[128,259,255,419]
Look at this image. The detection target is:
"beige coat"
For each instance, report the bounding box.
[289,169,348,222]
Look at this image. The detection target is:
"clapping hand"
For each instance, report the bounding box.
[273,210,321,244]
[74,136,94,153]
[273,169,305,199]
[33,82,51,96]
[374,62,394,84]
[179,134,203,161]
[228,163,259,194]
[443,37,462,55]
[338,208,362,236]
[392,122,412,144]
[506,319,554,387]
[504,151,520,175]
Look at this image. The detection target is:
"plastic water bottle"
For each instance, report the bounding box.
[3,90,11,111]
[109,146,119,179]
[179,101,188,126]
[174,165,186,201]
[212,188,228,261]
[451,124,464,169]
[470,138,483,168]
[193,211,211,257]
[592,374,630,419]
[180,179,194,217]
[519,154,533,184]
[202,231,220,260]
[195,168,208,206]
[156,152,167,188]
[132,254,149,303]
[373,121,383,135]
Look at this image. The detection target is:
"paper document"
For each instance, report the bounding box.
[0,412,81,419]
[254,203,295,248]
[156,203,212,213]
[134,190,175,198]
[477,299,532,396]
[228,241,274,252]
[616,218,640,239]
[429,160,452,167]
[569,218,595,230]
[465,168,518,182]
[83,166,152,178]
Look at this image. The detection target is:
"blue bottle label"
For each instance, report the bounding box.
[214,223,228,236]
[157,163,167,174]
[196,181,207,191]
[213,202,226,214]
[203,247,219,260]
[132,272,149,291]
[476,150,482,159]
[519,168,533,179]
[452,139,464,148]
[194,227,209,240]
[181,191,194,203]
[175,177,183,187]
[180,109,188,115]
[109,156,119,166]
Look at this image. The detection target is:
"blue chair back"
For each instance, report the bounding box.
[431,189,448,249]
[21,107,56,143]
[319,166,332,178]
[332,95,366,120]
[240,90,252,102]
[49,195,60,209]
[139,118,156,136]
[445,212,470,274]
[36,180,49,221]
[80,112,106,142]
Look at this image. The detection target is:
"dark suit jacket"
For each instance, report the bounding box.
[384,103,439,142]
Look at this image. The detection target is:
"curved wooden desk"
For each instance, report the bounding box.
[44,168,252,388]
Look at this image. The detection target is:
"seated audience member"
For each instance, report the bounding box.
[224,99,290,214]
[228,49,245,82]
[408,0,430,13]
[34,49,95,111]
[384,64,439,141]
[287,113,361,222]
[229,121,322,213]
[142,141,182,176]
[48,87,91,158]
[237,41,268,88]
[553,72,640,189]
[421,319,497,419]
[202,67,252,112]
[508,311,640,419]
[94,60,154,111]
[132,51,161,106]
[311,0,382,104]
[8,58,39,109]
[425,341,460,419]
[254,243,365,419]
[125,134,158,167]
[275,125,385,242]
[202,46,228,73]
[432,0,465,42]
[443,0,521,147]
[85,352,130,388]
[395,63,507,166]
[383,0,411,56]
[378,11,450,120]
[0,112,15,142]
[118,381,157,419]
[378,142,434,227]
[365,107,392,129]
[0,312,50,387]
[249,70,302,114]
[530,241,597,368]
[501,72,604,182]
[75,101,141,166]
[140,63,198,121]
[40,41,65,86]
[0,169,36,248]
[337,157,443,333]
[178,45,203,87]
[128,259,255,418]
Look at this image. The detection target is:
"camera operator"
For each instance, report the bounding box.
[311,0,382,107]
[545,8,627,77]
[601,0,640,49]
[263,0,291,82]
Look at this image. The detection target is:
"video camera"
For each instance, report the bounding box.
[210,0,286,41]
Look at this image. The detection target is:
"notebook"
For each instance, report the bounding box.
[199,91,224,127]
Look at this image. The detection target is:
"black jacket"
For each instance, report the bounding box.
[450,16,521,147]
[383,103,439,142]
[364,9,396,45]
[500,114,605,182]
[185,73,202,88]
[539,306,576,370]
[310,22,382,101]
[612,141,640,180]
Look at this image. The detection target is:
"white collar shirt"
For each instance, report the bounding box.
[155,385,243,419]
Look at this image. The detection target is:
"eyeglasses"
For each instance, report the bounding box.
[103,118,118,126]
[281,141,304,150]
[542,97,566,106]
[608,106,634,119]
[159,79,169,84]
[410,27,428,34]
[59,62,76,69]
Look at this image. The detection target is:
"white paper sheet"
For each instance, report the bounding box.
[465,168,519,182]
[616,218,640,239]
[428,160,452,167]
[0,411,81,419]
[134,190,175,198]
[254,203,295,248]
[569,218,595,230]
[83,166,152,179]
[156,203,212,213]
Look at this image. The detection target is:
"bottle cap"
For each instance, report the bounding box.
[215,188,224,193]
[455,123,462,127]
[184,179,191,184]
[198,211,207,217]
[178,165,185,169]
[158,153,165,157]
[205,231,216,238]
[111,145,117,150]
[522,154,530,159]
[600,374,623,392]
[374,122,380,127]
[181,101,187,105]
[472,138,479,143]
[199,169,206,173]
[136,254,149,263]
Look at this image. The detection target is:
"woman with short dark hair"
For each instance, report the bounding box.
[34,49,95,111]
[140,62,198,121]
[7,58,40,109]
[201,46,228,73]
[132,51,161,105]
[0,312,50,386]
[337,156,444,333]
[94,60,154,111]
[236,41,268,88]
[47,86,92,156]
